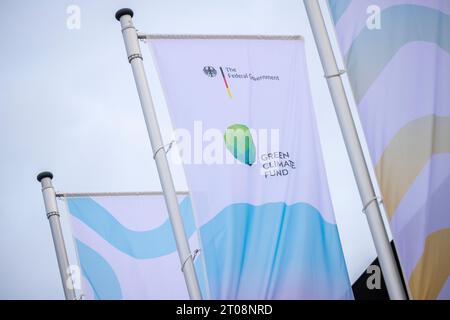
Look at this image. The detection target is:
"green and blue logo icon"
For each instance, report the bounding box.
[224,124,256,166]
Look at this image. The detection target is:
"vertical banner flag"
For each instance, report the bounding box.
[64,194,207,299]
[329,0,450,299]
[149,37,353,299]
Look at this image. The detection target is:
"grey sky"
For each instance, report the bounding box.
[0,0,388,299]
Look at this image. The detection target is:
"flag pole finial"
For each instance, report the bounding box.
[37,171,53,182]
[115,8,134,21]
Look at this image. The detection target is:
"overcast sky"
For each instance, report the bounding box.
[0,0,389,299]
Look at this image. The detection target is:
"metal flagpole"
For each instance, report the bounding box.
[115,8,202,300]
[303,0,407,300]
[37,171,76,300]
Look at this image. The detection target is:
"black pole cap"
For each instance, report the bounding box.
[37,171,54,182]
[115,8,134,21]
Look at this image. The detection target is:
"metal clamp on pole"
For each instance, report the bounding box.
[115,8,203,300]
[37,171,76,300]
[324,69,346,79]
[181,249,201,272]
[153,140,176,159]
[362,196,383,214]
[303,0,407,300]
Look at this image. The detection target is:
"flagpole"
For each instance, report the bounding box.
[115,8,202,300]
[303,0,406,300]
[37,171,76,300]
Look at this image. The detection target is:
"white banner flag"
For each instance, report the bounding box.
[149,37,353,299]
[64,194,207,299]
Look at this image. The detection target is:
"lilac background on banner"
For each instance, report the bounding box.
[330,0,450,299]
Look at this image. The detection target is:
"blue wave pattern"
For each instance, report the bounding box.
[75,240,122,300]
[200,202,353,299]
[69,198,352,299]
[344,5,450,103]
[68,196,196,259]
[69,196,207,299]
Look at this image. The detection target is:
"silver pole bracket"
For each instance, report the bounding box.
[181,249,201,272]
[128,53,143,63]
[362,196,383,214]
[324,69,346,79]
[153,140,176,159]
[46,211,60,219]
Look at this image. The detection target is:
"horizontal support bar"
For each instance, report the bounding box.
[56,191,189,198]
[137,33,303,41]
